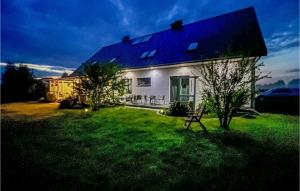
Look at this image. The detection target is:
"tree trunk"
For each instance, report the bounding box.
[220,116,229,130]
[250,59,256,108]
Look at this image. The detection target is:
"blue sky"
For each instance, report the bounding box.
[1,0,299,84]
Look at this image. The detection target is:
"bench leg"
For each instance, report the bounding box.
[184,120,192,129]
[199,121,208,133]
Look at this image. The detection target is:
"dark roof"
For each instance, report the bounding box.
[71,7,267,76]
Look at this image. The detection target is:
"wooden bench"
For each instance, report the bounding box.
[184,104,207,133]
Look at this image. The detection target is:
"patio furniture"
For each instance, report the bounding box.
[157,95,166,105]
[184,104,207,133]
[131,95,137,103]
[144,95,148,104]
[136,95,142,104]
[150,95,156,105]
[125,95,133,102]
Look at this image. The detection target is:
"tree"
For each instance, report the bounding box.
[77,62,124,111]
[1,63,35,102]
[198,57,268,130]
[29,79,47,100]
[61,72,69,78]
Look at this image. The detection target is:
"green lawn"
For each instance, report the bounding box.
[2,103,299,191]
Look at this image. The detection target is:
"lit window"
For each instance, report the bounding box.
[137,78,151,87]
[147,50,157,57]
[140,51,149,58]
[187,42,198,51]
[110,58,116,63]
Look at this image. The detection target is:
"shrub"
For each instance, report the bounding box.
[169,101,191,116]
[59,97,90,109]
[59,97,77,109]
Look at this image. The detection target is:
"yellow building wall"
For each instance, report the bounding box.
[48,78,77,101]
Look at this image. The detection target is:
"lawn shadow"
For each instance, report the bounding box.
[169,128,299,191]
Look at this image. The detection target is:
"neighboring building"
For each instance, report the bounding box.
[68,7,266,107]
[47,77,79,101]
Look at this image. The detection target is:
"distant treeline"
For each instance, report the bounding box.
[1,63,46,103]
[256,79,299,90]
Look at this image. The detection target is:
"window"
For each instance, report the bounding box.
[110,57,116,63]
[132,35,152,45]
[187,42,198,51]
[148,50,157,57]
[139,49,157,59]
[132,38,143,45]
[137,78,151,87]
[124,79,132,94]
[140,51,149,58]
[142,35,152,42]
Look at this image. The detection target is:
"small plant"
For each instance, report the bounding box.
[169,101,191,116]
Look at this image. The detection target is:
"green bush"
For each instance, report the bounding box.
[169,101,191,116]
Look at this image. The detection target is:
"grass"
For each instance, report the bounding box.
[2,102,299,191]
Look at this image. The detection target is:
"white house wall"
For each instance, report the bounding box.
[123,64,204,106]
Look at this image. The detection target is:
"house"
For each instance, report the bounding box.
[66,7,267,108]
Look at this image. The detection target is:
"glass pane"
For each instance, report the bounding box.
[170,77,180,102]
[140,51,149,58]
[180,78,189,95]
[137,78,151,86]
[148,50,157,57]
[142,35,152,42]
[179,95,189,102]
[188,42,198,50]
[132,37,142,45]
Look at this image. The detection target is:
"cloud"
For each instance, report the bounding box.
[286,68,300,73]
[109,0,130,26]
[156,3,188,24]
[0,62,75,74]
[166,4,180,21]
[110,0,124,11]
[266,28,299,53]
[260,46,299,84]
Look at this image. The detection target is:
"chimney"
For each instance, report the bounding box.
[170,20,183,30]
[122,35,130,43]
